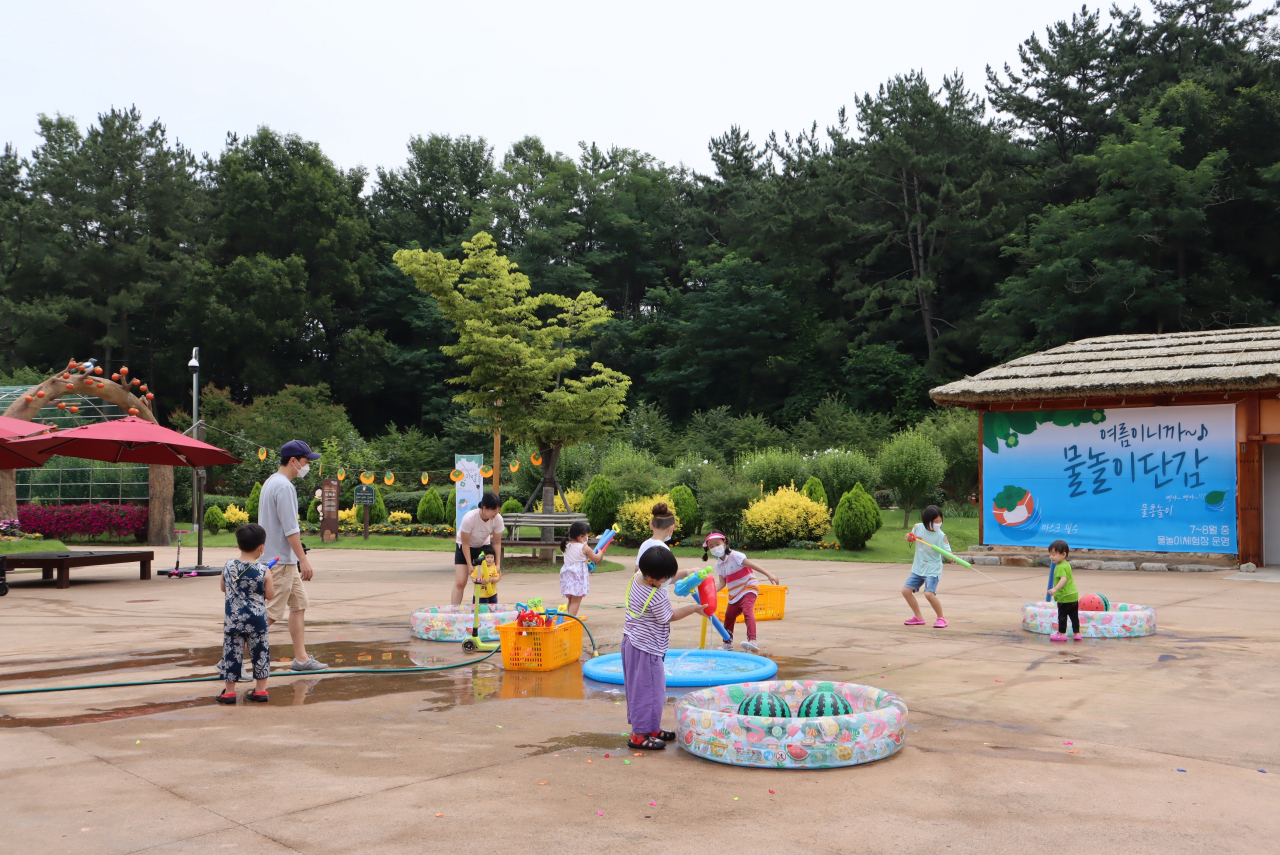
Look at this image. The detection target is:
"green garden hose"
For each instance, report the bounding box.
[557,612,599,656]
[0,648,500,697]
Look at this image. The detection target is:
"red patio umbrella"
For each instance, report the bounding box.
[0,416,58,468]
[4,416,241,467]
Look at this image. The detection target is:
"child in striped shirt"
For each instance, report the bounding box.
[702,532,780,653]
[622,545,704,750]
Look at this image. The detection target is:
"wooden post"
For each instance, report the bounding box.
[363,504,370,541]
[1238,393,1263,566]
[977,408,985,547]
[321,478,339,543]
[493,429,501,495]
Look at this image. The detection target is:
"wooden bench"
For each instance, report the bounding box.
[502,512,592,560]
[0,550,154,591]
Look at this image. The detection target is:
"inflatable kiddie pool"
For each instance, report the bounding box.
[675,679,907,769]
[410,604,519,643]
[582,649,777,687]
[1021,601,1157,637]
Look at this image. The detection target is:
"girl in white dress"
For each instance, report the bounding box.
[560,521,602,616]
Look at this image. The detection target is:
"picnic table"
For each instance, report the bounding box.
[0,550,154,594]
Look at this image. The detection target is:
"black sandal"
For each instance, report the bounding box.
[215,691,237,705]
[653,730,676,742]
[629,735,666,750]
[245,690,269,703]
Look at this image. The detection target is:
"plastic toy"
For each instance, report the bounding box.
[906,532,972,568]
[1078,592,1110,612]
[738,691,792,718]
[1021,601,1156,637]
[588,528,616,573]
[676,680,907,769]
[675,567,731,647]
[463,556,502,653]
[410,604,517,642]
[797,690,853,717]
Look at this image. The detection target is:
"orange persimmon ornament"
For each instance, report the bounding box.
[359,471,375,485]
[420,472,429,485]
[479,464,493,478]
[449,469,465,483]
[530,453,542,466]
[509,461,520,473]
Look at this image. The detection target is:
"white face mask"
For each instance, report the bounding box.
[710,545,726,559]
[296,463,310,480]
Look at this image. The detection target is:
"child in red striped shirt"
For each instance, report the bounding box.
[702,532,780,653]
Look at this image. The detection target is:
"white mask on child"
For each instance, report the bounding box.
[710,545,726,559]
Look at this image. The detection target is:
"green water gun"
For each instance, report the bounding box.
[906,532,972,568]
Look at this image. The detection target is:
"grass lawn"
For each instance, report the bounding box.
[0,538,71,555]
[77,511,980,564]
[500,558,625,574]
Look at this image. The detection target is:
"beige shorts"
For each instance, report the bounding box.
[267,563,309,622]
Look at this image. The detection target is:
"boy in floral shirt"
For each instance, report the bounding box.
[217,524,276,704]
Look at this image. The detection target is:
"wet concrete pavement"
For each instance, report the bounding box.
[1,545,1277,853]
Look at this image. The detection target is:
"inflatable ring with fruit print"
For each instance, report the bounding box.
[409,604,519,643]
[675,680,907,769]
[1021,601,1156,638]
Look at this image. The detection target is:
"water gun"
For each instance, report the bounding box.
[588,528,616,573]
[906,533,972,568]
[265,556,280,569]
[676,567,731,646]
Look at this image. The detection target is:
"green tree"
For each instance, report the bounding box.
[204,503,227,535]
[669,484,701,540]
[417,489,446,524]
[445,485,457,525]
[500,497,523,516]
[877,430,947,527]
[396,232,630,518]
[370,134,494,254]
[800,476,827,508]
[579,474,620,533]
[246,481,262,523]
[807,449,880,510]
[917,408,979,502]
[831,483,882,549]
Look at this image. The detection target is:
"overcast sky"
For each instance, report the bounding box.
[4,0,1174,177]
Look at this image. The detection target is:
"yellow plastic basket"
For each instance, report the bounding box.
[715,584,788,622]
[496,617,585,672]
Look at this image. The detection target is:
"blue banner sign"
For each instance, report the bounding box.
[982,405,1236,553]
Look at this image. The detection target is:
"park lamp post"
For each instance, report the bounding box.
[188,348,206,570]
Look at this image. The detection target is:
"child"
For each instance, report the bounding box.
[1046,539,1081,642]
[559,521,602,616]
[702,531,780,653]
[470,554,501,605]
[902,505,949,628]
[635,501,676,569]
[622,546,704,750]
[217,524,276,705]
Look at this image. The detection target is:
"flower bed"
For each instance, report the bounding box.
[300,522,455,538]
[787,540,842,551]
[17,503,148,540]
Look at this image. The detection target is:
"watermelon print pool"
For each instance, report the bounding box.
[1021,601,1157,637]
[676,680,908,769]
[409,604,519,643]
[581,649,778,687]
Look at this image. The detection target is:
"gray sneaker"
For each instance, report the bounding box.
[741,640,761,653]
[719,641,735,651]
[237,666,253,682]
[290,656,329,672]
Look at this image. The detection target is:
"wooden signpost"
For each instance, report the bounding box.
[354,484,375,541]
[321,479,340,543]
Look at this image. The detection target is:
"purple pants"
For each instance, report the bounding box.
[621,636,666,734]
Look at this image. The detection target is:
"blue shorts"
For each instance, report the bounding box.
[903,573,940,594]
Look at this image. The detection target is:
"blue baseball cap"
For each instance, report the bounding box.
[280,440,321,463]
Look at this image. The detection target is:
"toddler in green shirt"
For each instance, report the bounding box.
[1046,539,1081,642]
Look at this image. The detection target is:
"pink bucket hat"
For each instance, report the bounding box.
[702,531,727,548]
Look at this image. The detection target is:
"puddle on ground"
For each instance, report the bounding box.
[516,732,633,755]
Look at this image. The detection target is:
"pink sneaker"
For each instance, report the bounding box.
[1050,632,1066,642]
[1073,633,1083,641]
[904,616,927,626]
[933,618,948,628]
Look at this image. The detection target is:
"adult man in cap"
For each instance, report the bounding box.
[259,440,328,671]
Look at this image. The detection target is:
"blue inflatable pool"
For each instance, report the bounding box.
[581,648,778,687]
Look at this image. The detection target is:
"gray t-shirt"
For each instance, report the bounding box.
[259,472,301,565]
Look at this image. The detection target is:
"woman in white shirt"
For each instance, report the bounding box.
[452,493,504,606]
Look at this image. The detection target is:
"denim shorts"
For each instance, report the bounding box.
[903,573,940,594]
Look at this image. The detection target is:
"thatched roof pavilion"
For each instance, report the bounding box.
[931,328,1280,406]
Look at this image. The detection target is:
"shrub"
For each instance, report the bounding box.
[338,507,357,524]
[832,483,882,549]
[307,497,320,523]
[389,510,412,524]
[445,486,457,525]
[17,503,148,540]
[418,490,447,524]
[738,448,807,495]
[806,449,880,509]
[877,430,947,527]
[385,491,427,515]
[579,475,620,533]
[696,466,756,538]
[800,476,827,508]
[224,504,249,527]
[917,408,979,502]
[204,503,227,535]
[669,484,700,539]
[874,489,894,509]
[599,443,674,497]
[500,497,524,516]
[741,486,830,550]
[246,482,262,522]
[615,493,679,543]
[201,495,250,514]
[371,486,388,525]
[533,489,585,513]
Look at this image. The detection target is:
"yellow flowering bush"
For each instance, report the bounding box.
[742,486,830,549]
[389,510,412,524]
[615,493,679,542]
[338,507,358,524]
[533,489,585,513]
[223,504,249,526]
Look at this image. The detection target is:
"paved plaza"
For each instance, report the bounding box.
[1,547,1276,853]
